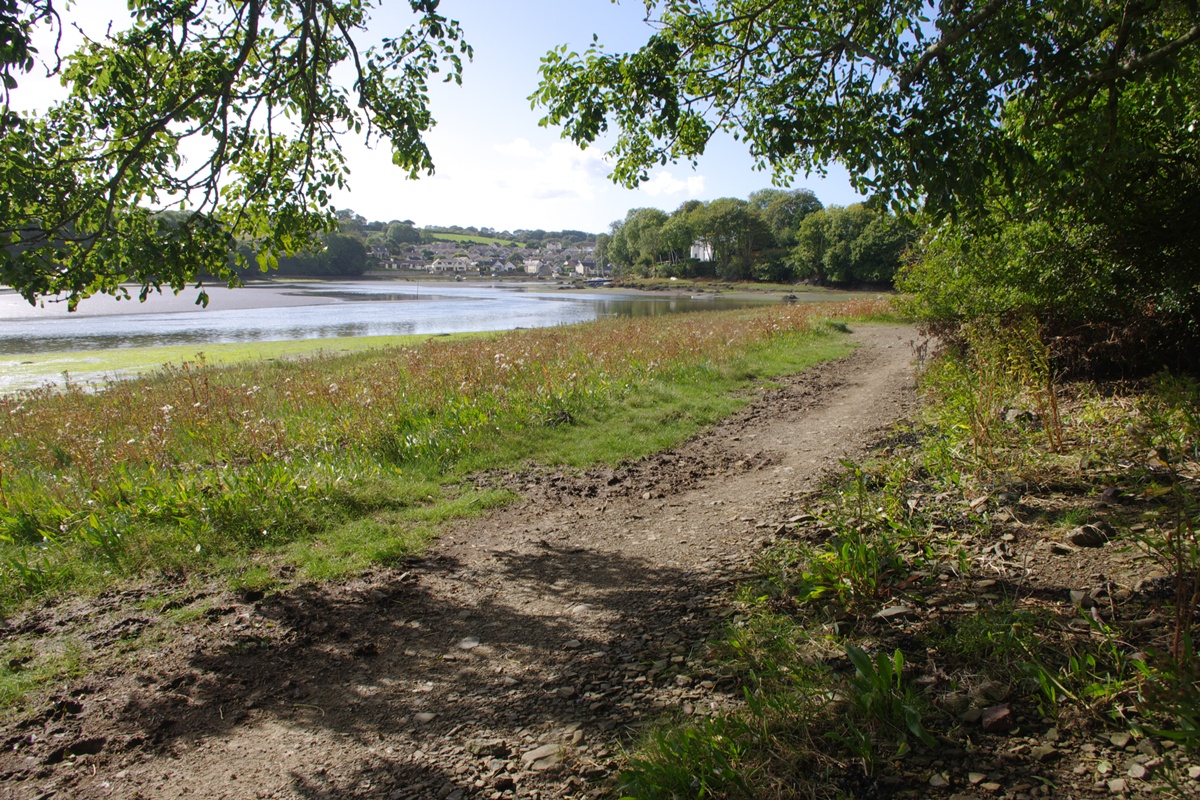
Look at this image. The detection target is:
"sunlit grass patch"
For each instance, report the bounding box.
[0,636,85,713]
[0,331,499,393]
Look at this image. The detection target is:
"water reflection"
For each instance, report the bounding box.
[0,282,774,356]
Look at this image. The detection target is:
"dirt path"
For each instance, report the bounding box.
[1,323,920,800]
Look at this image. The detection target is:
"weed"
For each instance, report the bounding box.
[923,315,1065,475]
[0,637,85,712]
[931,606,1049,685]
[1135,634,1200,751]
[843,644,935,755]
[616,716,755,799]
[227,565,277,598]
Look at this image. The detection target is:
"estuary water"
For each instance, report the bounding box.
[0,280,778,355]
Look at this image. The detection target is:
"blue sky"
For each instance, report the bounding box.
[16,0,863,233]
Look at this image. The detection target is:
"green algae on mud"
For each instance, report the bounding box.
[0,331,496,393]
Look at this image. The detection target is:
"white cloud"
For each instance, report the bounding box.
[491,138,541,160]
[640,170,707,197]
[488,138,612,203]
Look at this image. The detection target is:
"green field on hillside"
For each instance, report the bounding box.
[429,232,526,247]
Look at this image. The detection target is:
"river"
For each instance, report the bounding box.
[0,279,790,356]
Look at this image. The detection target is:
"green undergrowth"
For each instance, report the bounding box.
[0,637,85,709]
[614,276,868,296]
[0,301,884,618]
[617,320,1200,799]
[459,332,848,470]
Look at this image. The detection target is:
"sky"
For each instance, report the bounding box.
[14,0,863,234]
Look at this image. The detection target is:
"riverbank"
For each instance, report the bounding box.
[0,280,846,392]
[4,314,1195,800]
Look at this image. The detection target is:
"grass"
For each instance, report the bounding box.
[0,299,885,613]
[0,636,85,709]
[428,232,526,247]
[614,276,881,296]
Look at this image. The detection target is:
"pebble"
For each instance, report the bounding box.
[1069,525,1110,548]
[968,772,987,785]
[1109,732,1132,748]
[960,707,984,724]
[457,636,480,650]
[474,746,510,764]
[1107,778,1128,794]
[1030,744,1055,761]
[981,704,1014,733]
[414,712,437,724]
[520,743,562,771]
[929,773,949,787]
[1127,763,1147,780]
[873,604,915,620]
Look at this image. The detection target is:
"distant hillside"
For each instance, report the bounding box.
[430,233,526,248]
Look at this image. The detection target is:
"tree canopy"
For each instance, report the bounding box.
[603,189,909,284]
[534,0,1200,371]
[0,0,469,308]
[533,0,1199,217]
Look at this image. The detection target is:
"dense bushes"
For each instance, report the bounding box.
[899,208,1200,376]
[899,25,1200,376]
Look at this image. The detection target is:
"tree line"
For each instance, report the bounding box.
[601,190,914,286]
[334,211,599,252]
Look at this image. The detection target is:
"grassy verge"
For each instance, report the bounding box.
[612,276,885,296]
[616,321,1200,798]
[0,300,885,616]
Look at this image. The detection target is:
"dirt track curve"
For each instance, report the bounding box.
[2,323,920,800]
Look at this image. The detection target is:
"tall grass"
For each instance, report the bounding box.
[0,299,885,609]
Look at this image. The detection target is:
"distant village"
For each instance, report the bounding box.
[368,238,607,279]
